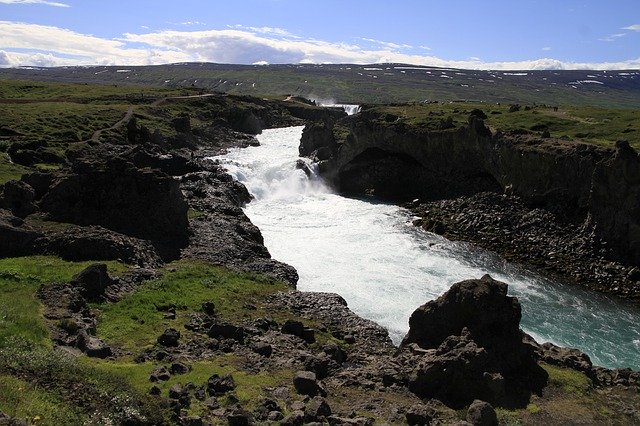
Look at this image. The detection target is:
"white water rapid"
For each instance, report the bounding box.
[216,126,640,370]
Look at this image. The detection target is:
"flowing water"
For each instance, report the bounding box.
[216,125,640,370]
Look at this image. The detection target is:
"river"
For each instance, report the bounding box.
[216,125,640,370]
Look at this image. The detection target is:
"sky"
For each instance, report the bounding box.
[0,0,639,70]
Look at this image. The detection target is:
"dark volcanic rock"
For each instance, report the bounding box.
[405,403,435,425]
[293,370,324,396]
[0,180,36,217]
[0,209,41,257]
[207,322,245,341]
[466,400,498,426]
[38,225,162,267]
[39,154,189,254]
[402,275,521,350]
[157,328,181,347]
[305,396,332,422]
[71,263,113,302]
[281,319,315,343]
[402,275,548,407]
[207,374,236,395]
[77,331,112,358]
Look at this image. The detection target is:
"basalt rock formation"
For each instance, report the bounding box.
[299,108,640,297]
[400,275,548,408]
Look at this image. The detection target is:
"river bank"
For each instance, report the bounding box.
[1,88,639,424]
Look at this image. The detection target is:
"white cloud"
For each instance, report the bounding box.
[360,37,412,50]
[230,25,298,38]
[622,24,640,31]
[419,45,432,51]
[542,47,551,51]
[0,0,69,7]
[1,21,639,70]
[173,21,206,26]
[599,33,627,42]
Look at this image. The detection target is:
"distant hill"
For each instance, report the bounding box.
[1,63,639,108]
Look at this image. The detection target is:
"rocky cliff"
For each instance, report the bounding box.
[300,107,640,278]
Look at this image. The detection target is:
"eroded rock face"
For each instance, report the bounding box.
[590,141,640,265]
[402,275,548,407]
[39,155,189,251]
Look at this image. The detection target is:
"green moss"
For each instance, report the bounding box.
[495,407,522,425]
[187,208,207,220]
[526,403,541,414]
[0,256,129,346]
[542,364,591,396]
[96,260,288,351]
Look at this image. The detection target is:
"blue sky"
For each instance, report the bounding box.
[0,0,639,69]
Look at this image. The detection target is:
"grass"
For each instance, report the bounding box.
[0,338,171,425]
[0,79,184,102]
[542,363,591,396]
[96,259,288,352]
[0,256,129,346]
[369,102,640,148]
[90,357,294,414]
[1,102,130,143]
[0,374,82,425]
[0,152,28,184]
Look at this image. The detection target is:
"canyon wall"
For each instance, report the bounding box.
[300,109,640,266]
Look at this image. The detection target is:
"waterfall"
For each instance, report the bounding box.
[215,125,640,370]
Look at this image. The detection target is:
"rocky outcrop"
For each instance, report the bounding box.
[401,275,548,407]
[39,155,189,251]
[590,141,640,265]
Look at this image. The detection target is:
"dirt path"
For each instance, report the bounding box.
[85,106,135,143]
[542,109,596,125]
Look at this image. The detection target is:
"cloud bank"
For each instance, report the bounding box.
[1,21,639,70]
[0,0,69,7]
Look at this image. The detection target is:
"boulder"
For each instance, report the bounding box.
[0,209,41,257]
[293,370,324,396]
[281,411,304,426]
[466,400,498,426]
[405,403,435,425]
[76,331,112,358]
[202,301,216,316]
[207,374,236,395]
[402,275,522,356]
[71,263,113,301]
[157,328,181,347]
[207,322,245,341]
[282,320,315,343]
[149,366,171,382]
[251,342,272,357]
[403,275,548,407]
[170,362,191,375]
[305,396,332,422]
[0,180,36,217]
